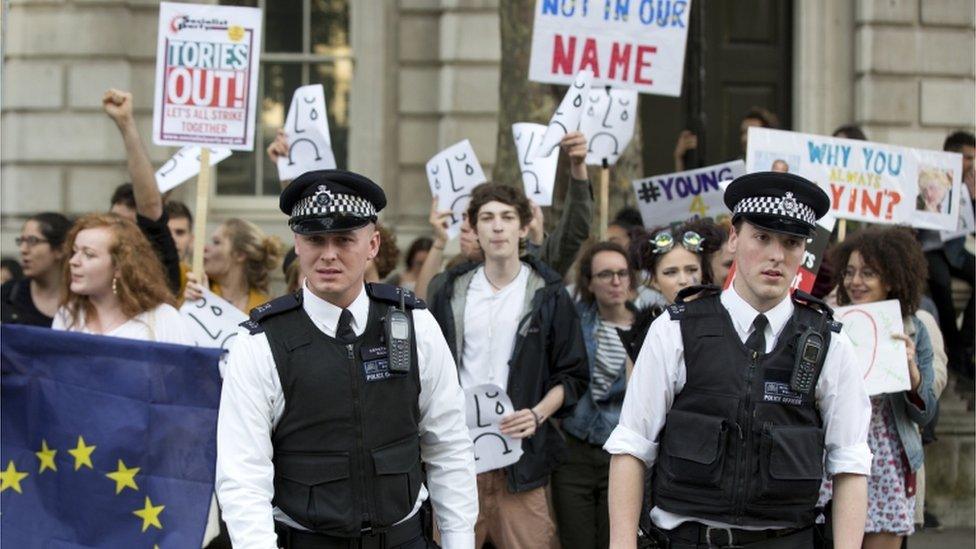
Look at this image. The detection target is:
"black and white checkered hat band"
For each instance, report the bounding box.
[733,194,816,225]
[291,192,376,219]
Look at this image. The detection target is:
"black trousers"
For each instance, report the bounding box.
[925,243,975,379]
[551,432,611,549]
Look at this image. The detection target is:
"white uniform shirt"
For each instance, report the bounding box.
[459,265,528,391]
[604,286,872,531]
[216,284,478,549]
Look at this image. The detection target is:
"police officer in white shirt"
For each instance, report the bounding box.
[605,172,872,548]
[216,170,478,549]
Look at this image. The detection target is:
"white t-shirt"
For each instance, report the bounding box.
[460,265,529,392]
[52,303,193,346]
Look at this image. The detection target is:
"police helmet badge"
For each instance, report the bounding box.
[314,185,334,207]
[781,192,799,216]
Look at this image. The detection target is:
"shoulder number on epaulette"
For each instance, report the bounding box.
[667,303,686,320]
[828,320,843,333]
[240,319,264,335]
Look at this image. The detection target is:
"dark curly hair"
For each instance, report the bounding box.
[466,183,533,228]
[831,225,927,317]
[631,218,722,284]
[575,241,637,305]
[373,224,400,279]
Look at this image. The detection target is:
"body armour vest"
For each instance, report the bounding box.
[652,287,837,528]
[247,284,424,537]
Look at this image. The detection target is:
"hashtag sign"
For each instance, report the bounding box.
[638,181,660,203]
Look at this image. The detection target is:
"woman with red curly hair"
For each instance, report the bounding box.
[52,213,190,344]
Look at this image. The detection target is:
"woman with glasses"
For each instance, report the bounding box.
[819,225,938,549]
[1,213,73,326]
[553,240,637,549]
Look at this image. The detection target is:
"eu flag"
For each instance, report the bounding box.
[1,325,223,548]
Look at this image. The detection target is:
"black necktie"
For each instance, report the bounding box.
[336,309,356,343]
[745,314,768,355]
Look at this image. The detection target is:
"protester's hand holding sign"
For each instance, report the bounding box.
[892,332,921,392]
[560,131,589,180]
[183,271,209,304]
[428,196,453,247]
[266,129,289,165]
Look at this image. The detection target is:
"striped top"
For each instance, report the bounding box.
[591,317,629,401]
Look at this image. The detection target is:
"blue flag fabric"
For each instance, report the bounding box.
[1,325,223,548]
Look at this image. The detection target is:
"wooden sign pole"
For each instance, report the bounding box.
[837,219,847,242]
[599,159,610,240]
[192,148,211,279]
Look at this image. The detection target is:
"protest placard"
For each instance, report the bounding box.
[528,0,692,96]
[152,2,263,150]
[155,145,232,193]
[834,299,910,396]
[632,160,745,229]
[180,288,247,353]
[464,384,523,475]
[941,184,975,241]
[536,70,592,158]
[746,127,964,231]
[276,84,337,182]
[580,87,638,166]
[425,140,487,239]
[513,123,558,206]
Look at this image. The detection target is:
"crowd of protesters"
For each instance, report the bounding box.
[1,86,973,549]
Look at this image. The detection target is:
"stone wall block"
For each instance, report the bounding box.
[5,6,132,56]
[2,61,63,110]
[439,65,500,113]
[921,0,976,27]
[68,62,132,109]
[399,15,440,62]
[398,118,441,165]
[0,166,64,214]
[438,117,497,165]
[439,11,500,62]
[920,78,976,126]
[856,0,917,23]
[399,67,441,114]
[855,76,918,124]
[856,27,918,74]
[918,29,976,75]
[65,166,131,215]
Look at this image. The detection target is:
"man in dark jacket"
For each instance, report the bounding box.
[428,182,589,548]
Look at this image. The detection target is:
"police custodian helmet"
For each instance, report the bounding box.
[723,171,831,238]
[279,169,387,234]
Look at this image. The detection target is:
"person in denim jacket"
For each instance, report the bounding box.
[553,241,637,549]
[820,226,938,548]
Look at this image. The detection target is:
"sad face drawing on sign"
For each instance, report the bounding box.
[580,88,638,166]
[276,84,337,181]
[536,69,593,158]
[512,123,558,206]
[425,139,487,239]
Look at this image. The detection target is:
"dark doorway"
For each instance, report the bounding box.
[640,0,793,177]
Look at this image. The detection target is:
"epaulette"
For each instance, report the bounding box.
[828,320,843,333]
[239,292,302,335]
[365,282,427,310]
[791,289,834,316]
[674,284,721,304]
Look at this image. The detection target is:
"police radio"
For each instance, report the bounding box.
[385,292,412,374]
[791,327,823,394]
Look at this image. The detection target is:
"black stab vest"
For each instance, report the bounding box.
[256,289,423,537]
[652,290,833,528]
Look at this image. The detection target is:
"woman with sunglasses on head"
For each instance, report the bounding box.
[818,226,938,549]
[1,213,73,326]
[553,241,638,549]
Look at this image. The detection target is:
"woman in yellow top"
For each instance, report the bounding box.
[184,218,284,314]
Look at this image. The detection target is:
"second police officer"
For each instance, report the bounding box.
[215,170,478,549]
[606,172,872,548]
